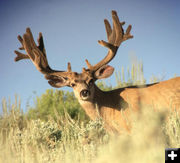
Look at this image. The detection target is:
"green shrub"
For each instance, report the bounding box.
[27,89,89,122]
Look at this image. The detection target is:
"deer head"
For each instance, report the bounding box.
[14,11,133,103]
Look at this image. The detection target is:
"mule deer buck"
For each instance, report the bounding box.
[14,11,180,134]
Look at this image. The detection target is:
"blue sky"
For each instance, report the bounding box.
[1,0,180,112]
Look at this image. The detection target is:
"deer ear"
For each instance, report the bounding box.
[94,65,114,79]
[45,75,70,88]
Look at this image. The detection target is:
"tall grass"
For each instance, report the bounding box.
[115,62,146,87]
[0,98,108,163]
[0,98,179,163]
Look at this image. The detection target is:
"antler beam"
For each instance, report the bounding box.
[85,10,133,72]
[14,28,72,76]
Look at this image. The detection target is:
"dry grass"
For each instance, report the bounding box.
[0,97,180,163]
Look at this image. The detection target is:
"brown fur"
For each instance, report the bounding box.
[78,77,180,134]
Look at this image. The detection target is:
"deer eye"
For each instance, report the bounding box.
[71,83,76,87]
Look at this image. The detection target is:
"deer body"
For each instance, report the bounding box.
[14,11,180,134]
[77,77,180,133]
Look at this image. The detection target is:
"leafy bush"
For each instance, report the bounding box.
[27,89,89,122]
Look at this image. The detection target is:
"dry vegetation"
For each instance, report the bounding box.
[0,98,179,163]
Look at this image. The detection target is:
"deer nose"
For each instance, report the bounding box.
[80,89,90,98]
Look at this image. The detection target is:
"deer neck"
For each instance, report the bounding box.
[78,85,123,121]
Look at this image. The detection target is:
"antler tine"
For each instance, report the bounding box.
[14,35,30,61]
[85,10,133,73]
[112,11,123,46]
[104,19,113,43]
[14,50,29,61]
[123,25,133,41]
[18,35,25,50]
[67,62,72,72]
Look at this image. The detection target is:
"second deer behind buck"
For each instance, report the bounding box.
[14,11,180,134]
